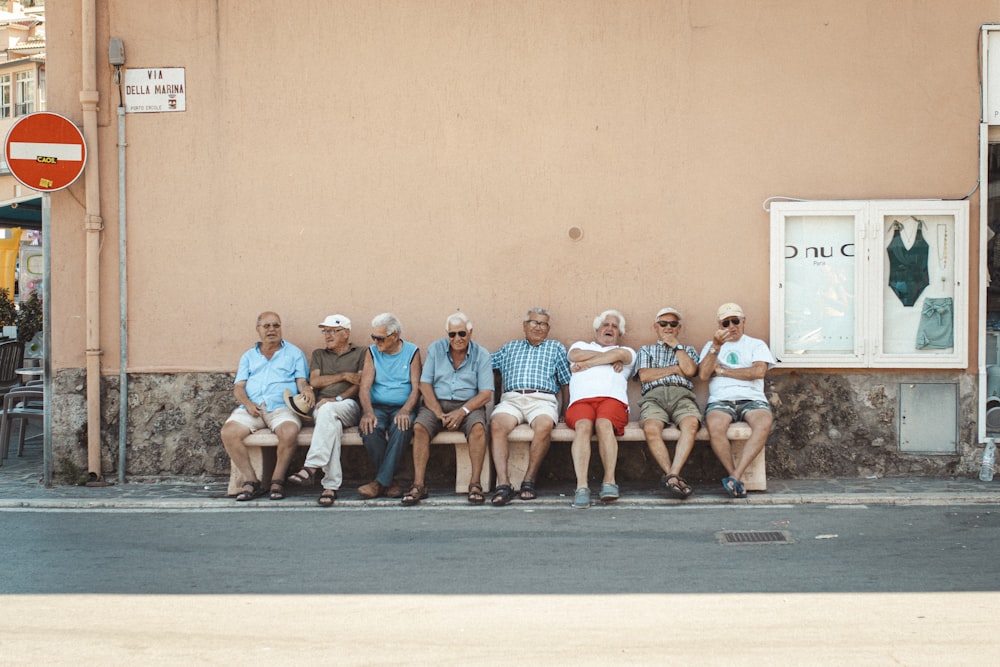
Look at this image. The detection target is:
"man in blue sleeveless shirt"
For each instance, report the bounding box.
[357,313,422,499]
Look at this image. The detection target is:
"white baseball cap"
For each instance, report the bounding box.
[716,303,745,320]
[319,314,351,328]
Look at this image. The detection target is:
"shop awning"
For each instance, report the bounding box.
[0,197,40,230]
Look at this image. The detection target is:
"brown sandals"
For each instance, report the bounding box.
[467,482,485,504]
[401,484,429,506]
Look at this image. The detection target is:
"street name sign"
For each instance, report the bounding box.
[124,68,186,113]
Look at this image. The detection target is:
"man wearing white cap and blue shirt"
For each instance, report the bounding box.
[698,302,776,498]
[285,314,366,506]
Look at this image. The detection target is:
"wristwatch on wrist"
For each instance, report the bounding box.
[674,345,685,352]
[462,405,470,415]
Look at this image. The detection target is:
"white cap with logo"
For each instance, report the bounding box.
[319,314,351,328]
[716,303,745,321]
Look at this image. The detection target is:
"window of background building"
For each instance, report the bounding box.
[770,200,968,369]
[15,71,34,116]
[0,74,10,119]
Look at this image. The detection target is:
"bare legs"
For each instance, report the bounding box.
[466,422,487,489]
[491,413,553,488]
[706,409,772,482]
[221,419,300,498]
[571,418,618,489]
[221,421,256,484]
[272,420,300,483]
[411,422,487,491]
[642,415,698,478]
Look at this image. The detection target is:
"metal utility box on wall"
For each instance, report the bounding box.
[899,383,958,453]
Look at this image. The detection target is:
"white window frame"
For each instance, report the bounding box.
[15,70,33,116]
[0,74,11,119]
[770,199,968,368]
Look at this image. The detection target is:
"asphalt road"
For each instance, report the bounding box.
[4,504,1000,595]
[4,504,1000,664]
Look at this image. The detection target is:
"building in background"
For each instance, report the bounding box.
[38,1,1000,484]
[0,0,43,262]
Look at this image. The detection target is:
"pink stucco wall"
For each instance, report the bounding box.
[45,1,985,374]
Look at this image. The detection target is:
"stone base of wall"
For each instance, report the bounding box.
[766,369,979,479]
[47,368,982,485]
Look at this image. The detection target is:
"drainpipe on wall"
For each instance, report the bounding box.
[117,90,127,485]
[81,0,104,482]
[979,120,988,445]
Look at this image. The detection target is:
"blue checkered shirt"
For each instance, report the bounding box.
[635,341,700,394]
[492,338,571,393]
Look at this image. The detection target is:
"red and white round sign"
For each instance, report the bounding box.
[4,111,87,192]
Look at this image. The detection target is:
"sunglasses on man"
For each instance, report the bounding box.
[448,331,468,338]
[721,318,742,328]
[656,320,680,329]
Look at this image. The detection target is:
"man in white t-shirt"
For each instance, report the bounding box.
[566,309,636,508]
[698,303,776,499]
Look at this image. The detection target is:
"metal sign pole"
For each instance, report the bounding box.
[42,192,51,487]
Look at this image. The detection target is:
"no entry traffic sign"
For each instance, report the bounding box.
[4,112,87,192]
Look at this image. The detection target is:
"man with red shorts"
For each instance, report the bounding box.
[566,309,636,508]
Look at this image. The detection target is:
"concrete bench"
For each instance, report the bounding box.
[229,421,763,495]
[501,421,763,492]
[228,427,491,496]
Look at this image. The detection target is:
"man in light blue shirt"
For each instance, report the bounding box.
[403,313,493,506]
[221,311,312,502]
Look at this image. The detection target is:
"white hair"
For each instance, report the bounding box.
[371,312,402,335]
[445,312,472,331]
[593,309,626,336]
[524,307,550,321]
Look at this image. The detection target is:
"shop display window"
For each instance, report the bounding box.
[770,200,968,368]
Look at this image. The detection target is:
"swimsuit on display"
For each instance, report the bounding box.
[916,297,954,350]
[886,222,929,307]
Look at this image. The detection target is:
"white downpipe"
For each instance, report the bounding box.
[117,102,127,485]
[81,0,103,478]
[979,121,988,444]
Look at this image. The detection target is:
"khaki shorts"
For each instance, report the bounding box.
[414,399,487,440]
[492,391,559,426]
[638,385,702,426]
[225,405,301,432]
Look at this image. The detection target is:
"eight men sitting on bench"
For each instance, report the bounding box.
[221,303,773,504]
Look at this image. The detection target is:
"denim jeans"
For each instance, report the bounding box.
[361,403,414,486]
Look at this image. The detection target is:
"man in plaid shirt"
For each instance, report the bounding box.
[634,306,701,500]
[489,307,571,506]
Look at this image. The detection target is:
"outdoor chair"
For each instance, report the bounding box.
[0,386,42,464]
[0,339,23,396]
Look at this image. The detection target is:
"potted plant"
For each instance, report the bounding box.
[16,289,42,353]
[0,288,17,339]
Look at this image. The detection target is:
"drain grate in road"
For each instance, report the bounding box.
[716,530,794,545]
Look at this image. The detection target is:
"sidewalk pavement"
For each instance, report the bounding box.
[3,438,1000,508]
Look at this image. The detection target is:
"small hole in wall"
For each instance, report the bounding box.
[568,226,584,241]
